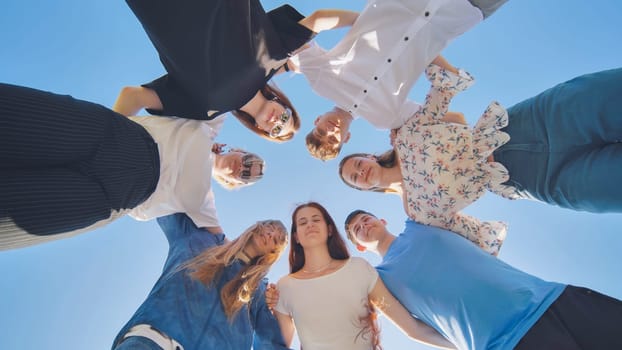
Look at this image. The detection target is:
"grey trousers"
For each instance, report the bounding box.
[467,0,508,18]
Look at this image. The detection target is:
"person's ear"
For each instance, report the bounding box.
[343,131,351,144]
[356,244,366,252]
[380,219,387,226]
[314,117,321,125]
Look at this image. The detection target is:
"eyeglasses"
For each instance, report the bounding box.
[239,154,263,181]
[269,100,293,138]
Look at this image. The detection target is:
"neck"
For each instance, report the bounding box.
[302,245,334,270]
[378,164,403,191]
[376,233,396,257]
[240,242,260,262]
[333,106,354,124]
[211,153,229,178]
[235,250,252,264]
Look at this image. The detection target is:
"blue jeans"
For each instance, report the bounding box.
[493,68,622,213]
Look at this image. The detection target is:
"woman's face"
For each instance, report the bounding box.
[294,206,329,248]
[253,225,287,256]
[216,151,262,183]
[340,156,382,190]
[254,98,294,138]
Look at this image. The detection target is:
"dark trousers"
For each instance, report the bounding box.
[0,83,159,250]
[515,286,622,349]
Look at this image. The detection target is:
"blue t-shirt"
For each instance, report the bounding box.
[377,220,565,350]
[112,213,288,350]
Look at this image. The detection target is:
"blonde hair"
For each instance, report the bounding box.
[185,220,287,320]
[305,131,342,161]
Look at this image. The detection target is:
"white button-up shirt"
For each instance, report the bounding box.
[293,0,482,130]
[128,115,223,228]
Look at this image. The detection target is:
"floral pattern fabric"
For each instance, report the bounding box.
[395,65,519,255]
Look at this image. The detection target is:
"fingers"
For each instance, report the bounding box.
[265,283,280,313]
[211,143,227,154]
[389,129,398,147]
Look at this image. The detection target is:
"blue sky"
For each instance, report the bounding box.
[1,1,621,349]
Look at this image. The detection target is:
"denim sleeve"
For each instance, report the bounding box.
[157,213,224,248]
[250,279,292,350]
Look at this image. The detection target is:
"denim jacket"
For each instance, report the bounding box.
[112,213,290,350]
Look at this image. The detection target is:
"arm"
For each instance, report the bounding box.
[405,202,505,256]
[113,86,163,116]
[265,283,279,311]
[436,212,506,256]
[203,225,224,234]
[441,111,467,125]
[156,213,224,246]
[273,310,296,347]
[251,281,292,350]
[413,64,475,126]
[299,9,359,33]
[431,55,459,75]
[369,278,456,349]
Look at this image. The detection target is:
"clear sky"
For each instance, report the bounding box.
[1,1,621,349]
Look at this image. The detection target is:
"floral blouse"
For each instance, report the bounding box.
[394,65,519,256]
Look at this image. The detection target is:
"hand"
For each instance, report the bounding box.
[390,129,398,147]
[211,143,226,154]
[265,283,280,313]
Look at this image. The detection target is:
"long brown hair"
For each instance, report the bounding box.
[231,84,301,143]
[289,202,349,274]
[289,202,382,350]
[185,220,287,320]
[338,150,399,193]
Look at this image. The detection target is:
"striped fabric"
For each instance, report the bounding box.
[0,83,159,250]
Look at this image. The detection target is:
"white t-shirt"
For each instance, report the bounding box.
[128,115,223,228]
[275,257,379,350]
[292,0,482,130]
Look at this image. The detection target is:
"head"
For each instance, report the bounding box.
[232,84,301,143]
[344,210,388,253]
[242,219,289,260]
[306,107,352,161]
[213,149,265,189]
[289,202,350,273]
[186,220,288,320]
[338,150,398,193]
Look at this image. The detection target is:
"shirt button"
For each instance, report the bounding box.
[363,90,367,93]
[404,36,409,41]
[424,11,430,17]
[387,58,392,63]
[374,76,378,80]
[354,104,358,108]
